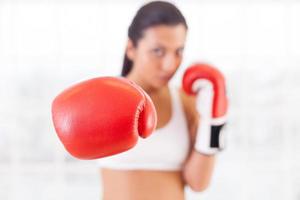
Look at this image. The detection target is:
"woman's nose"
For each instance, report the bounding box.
[161,54,178,73]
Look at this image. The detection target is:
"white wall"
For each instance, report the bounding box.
[0,0,300,199]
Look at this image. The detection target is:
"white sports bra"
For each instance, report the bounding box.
[97,85,191,171]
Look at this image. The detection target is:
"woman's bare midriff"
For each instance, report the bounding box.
[101,168,185,200]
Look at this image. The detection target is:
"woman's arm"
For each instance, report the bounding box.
[180,89,216,192]
[183,149,216,192]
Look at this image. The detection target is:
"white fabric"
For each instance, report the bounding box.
[193,79,224,155]
[193,80,216,154]
[97,86,191,171]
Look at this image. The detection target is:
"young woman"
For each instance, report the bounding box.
[98,2,218,199]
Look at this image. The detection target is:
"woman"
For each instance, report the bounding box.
[98,1,216,199]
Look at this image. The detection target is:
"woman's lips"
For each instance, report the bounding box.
[158,75,172,81]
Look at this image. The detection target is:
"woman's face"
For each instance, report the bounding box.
[127,24,187,88]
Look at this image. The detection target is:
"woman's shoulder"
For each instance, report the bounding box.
[173,85,198,140]
[171,85,198,119]
[171,85,196,111]
[178,88,199,143]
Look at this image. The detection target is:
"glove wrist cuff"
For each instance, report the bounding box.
[194,120,226,155]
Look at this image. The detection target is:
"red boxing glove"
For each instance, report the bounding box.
[182,63,228,155]
[52,77,157,160]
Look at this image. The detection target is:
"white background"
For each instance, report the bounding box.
[0,0,300,199]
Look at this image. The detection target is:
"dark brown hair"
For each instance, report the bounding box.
[121,1,188,76]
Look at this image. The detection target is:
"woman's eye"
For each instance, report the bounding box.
[152,48,164,57]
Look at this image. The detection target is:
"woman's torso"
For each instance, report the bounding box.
[100,85,196,200]
[101,169,185,200]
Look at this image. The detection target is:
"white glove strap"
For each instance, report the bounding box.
[193,80,226,155]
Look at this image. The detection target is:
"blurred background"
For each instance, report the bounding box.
[0,0,300,199]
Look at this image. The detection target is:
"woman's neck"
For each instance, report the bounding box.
[126,72,165,95]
